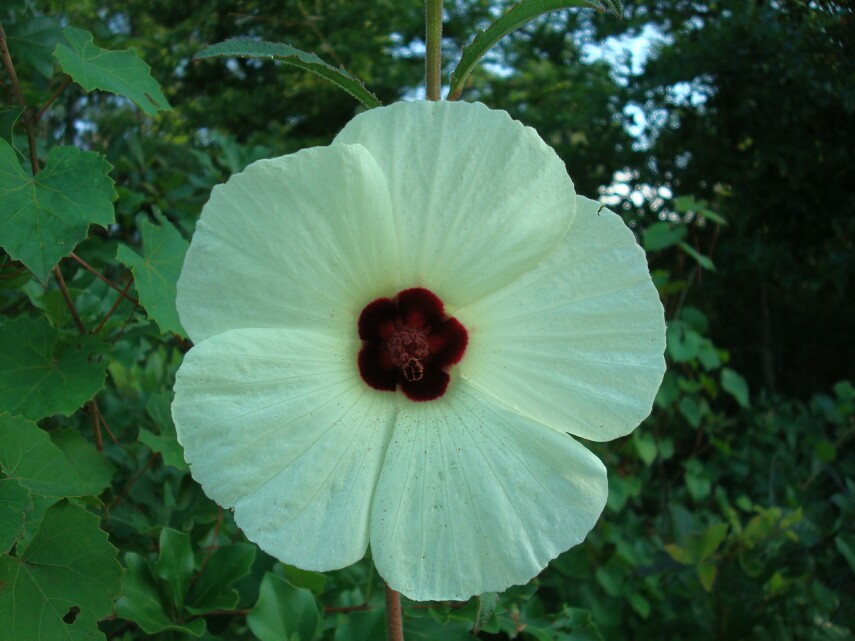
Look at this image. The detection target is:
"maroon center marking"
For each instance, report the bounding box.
[357,287,468,402]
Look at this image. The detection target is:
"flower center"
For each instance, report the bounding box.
[357,287,468,402]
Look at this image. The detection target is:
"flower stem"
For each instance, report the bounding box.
[425,0,443,100]
[385,583,404,641]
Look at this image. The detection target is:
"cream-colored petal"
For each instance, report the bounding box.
[177,144,400,344]
[457,196,666,442]
[334,101,576,309]
[370,381,607,601]
[172,328,397,570]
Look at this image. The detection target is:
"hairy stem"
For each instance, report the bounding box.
[385,583,404,641]
[425,0,443,100]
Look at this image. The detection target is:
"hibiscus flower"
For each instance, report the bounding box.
[172,100,666,601]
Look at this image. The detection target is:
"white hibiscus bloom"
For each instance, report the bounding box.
[172,100,666,601]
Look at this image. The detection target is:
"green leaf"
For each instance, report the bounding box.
[141,390,188,470]
[50,429,114,495]
[474,592,499,634]
[678,241,715,271]
[247,573,323,641]
[0,107,24,153]
[0,138,116,281]
[116,552,206,637]
[627,592,651,619]
[333,608,386,641]
[54,27,171,115]
[448,0,610,100]
[0,316,109,420]
[834,534,855,574]
[721,367,750,408]
[633,431,658,466]
[643,222,687,251]
[5,16,63,78]
[0,478,31,553]
[195,39,381,110]
[0,502,122,641]
[667,321,701,362]
[116,214,188,336]
[0,414,110,498]
[186,543,256,614]
[697,559,718,592]
[154,528,194,611]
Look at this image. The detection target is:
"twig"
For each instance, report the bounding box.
[35,76,72,123]
[94,276,134,334]
[189,507,223,589]
[53,265,87,333]
[89,399,103,451]
[72,252,139,305]
[0,19,39,174]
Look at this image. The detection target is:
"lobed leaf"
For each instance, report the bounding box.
[195,38,382,109]
[0,478,31,553]
[0,317,109,420]
[117,214,188,337]
[449,0,613,100]
[0,502,122,641]
[0,138,116,282]
[0,414,110,498]
[54,27,171,115]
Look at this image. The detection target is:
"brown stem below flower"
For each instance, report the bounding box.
[385,583,404,641]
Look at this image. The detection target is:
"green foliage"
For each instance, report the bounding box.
[54,27,171,115]
[116,214,188,336]
[0,502,122,641]
[0,317,109,419]
[448,0,616,99]
[248,573,324,641]
[0,139,116,281]
[196,39,382,110]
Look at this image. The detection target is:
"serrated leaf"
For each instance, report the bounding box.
[117,215,188,336]
[449,0,609,100]
[185,544,256,614]
[678,241,715,270]
[50,429,114,495]
[54,27,171,115]
[0,478,31,553]
[116,552,207,637]
[247,573,322,641]
[0,316,109,420]
[0,414,108,498]
[5,16,63,78]
[0,502,122,641]
[643,221,686,251]
[721,367,750,408]
[0,138,116,281]
[195,39,381,109]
